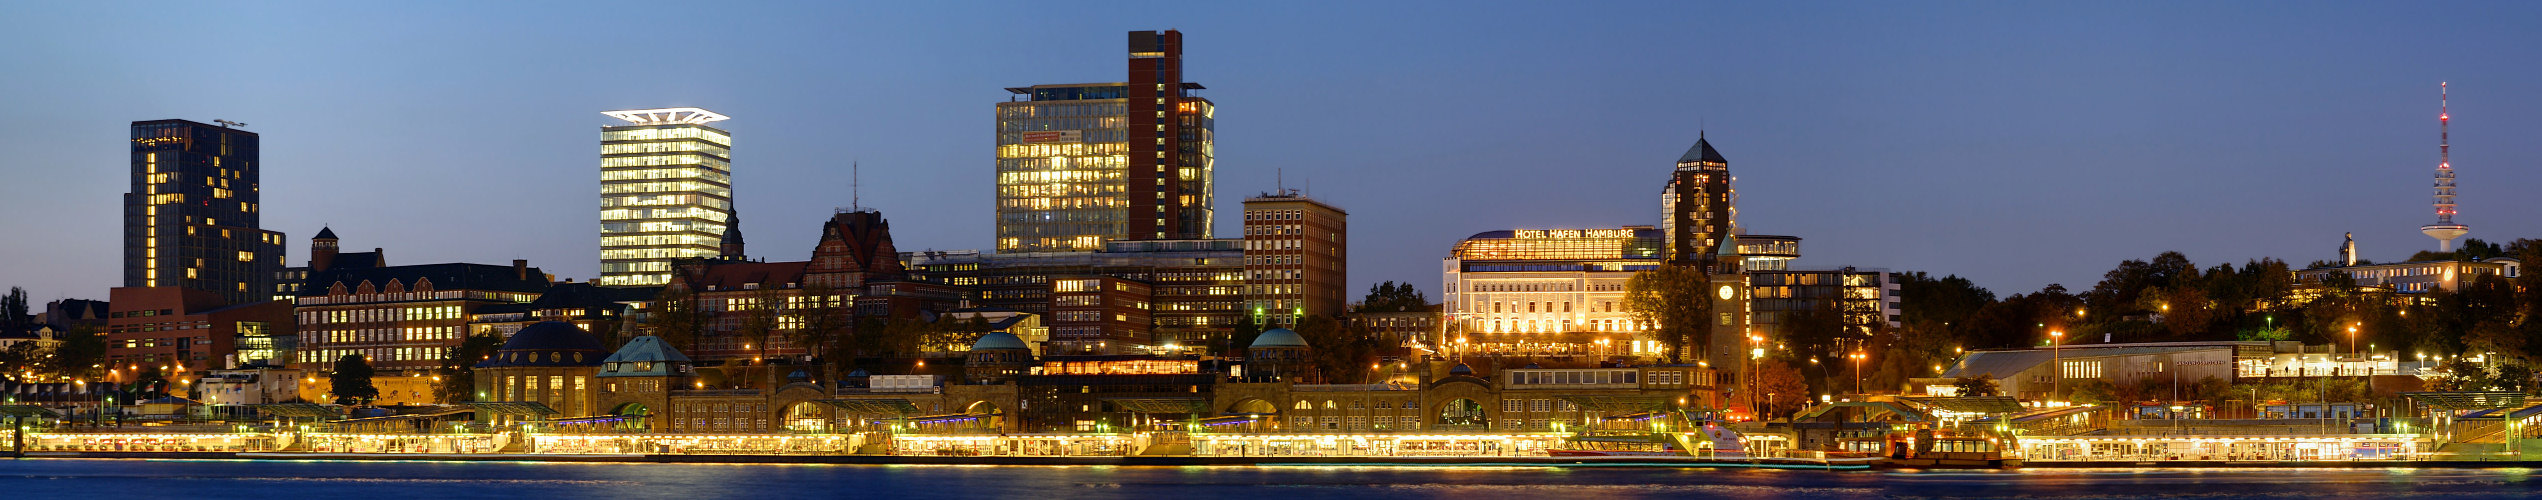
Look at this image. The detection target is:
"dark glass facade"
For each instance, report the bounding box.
[125,119,285,306]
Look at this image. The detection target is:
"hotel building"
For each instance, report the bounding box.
[1440,226,1666,358]
[599,107,735,287]
[996,30,1214,252]
[125,119,286,306]
[1242,191,1347,327]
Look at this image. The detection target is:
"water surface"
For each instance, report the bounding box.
[1,459,2535,499]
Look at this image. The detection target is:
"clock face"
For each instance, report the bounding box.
[1717,285,1736,300]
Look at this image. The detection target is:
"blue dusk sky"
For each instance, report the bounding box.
[3,1,2540,303]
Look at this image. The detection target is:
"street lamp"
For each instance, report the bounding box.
[2051,330,2065,404]
[1849,351,1866,397]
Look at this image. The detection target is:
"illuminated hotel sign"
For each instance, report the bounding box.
[1513,229,1635,239]
[1020,130,1083,143]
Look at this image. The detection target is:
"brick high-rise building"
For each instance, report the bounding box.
[995,30,1214,252]
[1242,190,1346,328]
[125,119,286,306]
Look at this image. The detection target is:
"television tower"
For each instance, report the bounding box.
[2420,82,2469,252]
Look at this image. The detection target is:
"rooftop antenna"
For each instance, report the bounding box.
[213,119,247,128]
[2421,82,2469,251]
[852,160,861,212]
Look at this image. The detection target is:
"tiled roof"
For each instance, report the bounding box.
[302,262,549,297]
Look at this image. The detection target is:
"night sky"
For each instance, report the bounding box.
[4,2,2540,304]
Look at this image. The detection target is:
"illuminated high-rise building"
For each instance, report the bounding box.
[996,30,1214,253]
[1661,133,1734,264]
[125,119,286,306]
[599,107,734,286]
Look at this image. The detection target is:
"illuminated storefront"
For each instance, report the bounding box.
[2018,435,2424,462]
[599,107,734,286]
[1191,432,1567,457]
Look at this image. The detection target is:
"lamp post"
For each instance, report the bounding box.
[2050,330,2065,404]
[1849,351,1866,397]
[1747,334,1763,420]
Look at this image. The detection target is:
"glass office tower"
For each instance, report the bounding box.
[599,107,733,286]
[125,119,286,305]
[995,30,1213,253]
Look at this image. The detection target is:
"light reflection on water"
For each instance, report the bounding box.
[0,460,2535,499]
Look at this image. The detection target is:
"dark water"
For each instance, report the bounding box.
[1,459,2538,499]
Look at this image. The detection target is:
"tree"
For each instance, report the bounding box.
[1750,360,1811,420]
[50,324,106,380]
[1355,281,1430,313]
[433,333,506,403]
[1624,264,1711,364]
[738,286,788,363]
[733,286,789,386]
[786,283,854,379]
[646,279,710,354]
[331,354,379,405]
[2065,379,2116,405]
[0,340,42,379]
[925,315,996,357]
[1291,315,1382,383]
[0,287,29,333]
[1228,313,1265,355]
[1898,272,1995,328]
[1952,375,2001,397]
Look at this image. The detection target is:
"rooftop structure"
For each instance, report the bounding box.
[2421,83,2469,251]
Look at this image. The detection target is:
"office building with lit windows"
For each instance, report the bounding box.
[996,30,1214,253]
[1661,134,1733,264]
[1242,191,1347,327]
[104,286,296,374]
[906,239,1246,354]
[1441,226,1666,358]
[599,107,735,287]
[125,119,286,306]
[293,258,552,404]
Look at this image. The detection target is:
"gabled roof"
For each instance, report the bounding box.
[1678,133,1726,164]
[526,282,657,311]
[302,262,546,297]
[313,226,338,240]
[599,335,692,377]
[327,251,385,270]
[682,260,808,291]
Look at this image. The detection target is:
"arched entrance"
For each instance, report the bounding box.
[1224,398,1280,433]
[785,401,832,433]
[1440,398,1488,429]
[609,402,651,432]
[959,401,1006,432]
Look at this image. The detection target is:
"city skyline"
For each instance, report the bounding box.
[7,2,2542,303]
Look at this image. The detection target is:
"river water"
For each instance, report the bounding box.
[1,459,2536,499]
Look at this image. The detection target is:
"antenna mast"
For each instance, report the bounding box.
[2435,83,2453,224]
[853,161,861,212]
[2420,82,2470,251]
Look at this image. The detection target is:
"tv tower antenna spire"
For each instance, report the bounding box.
[2421,82,2469,252]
